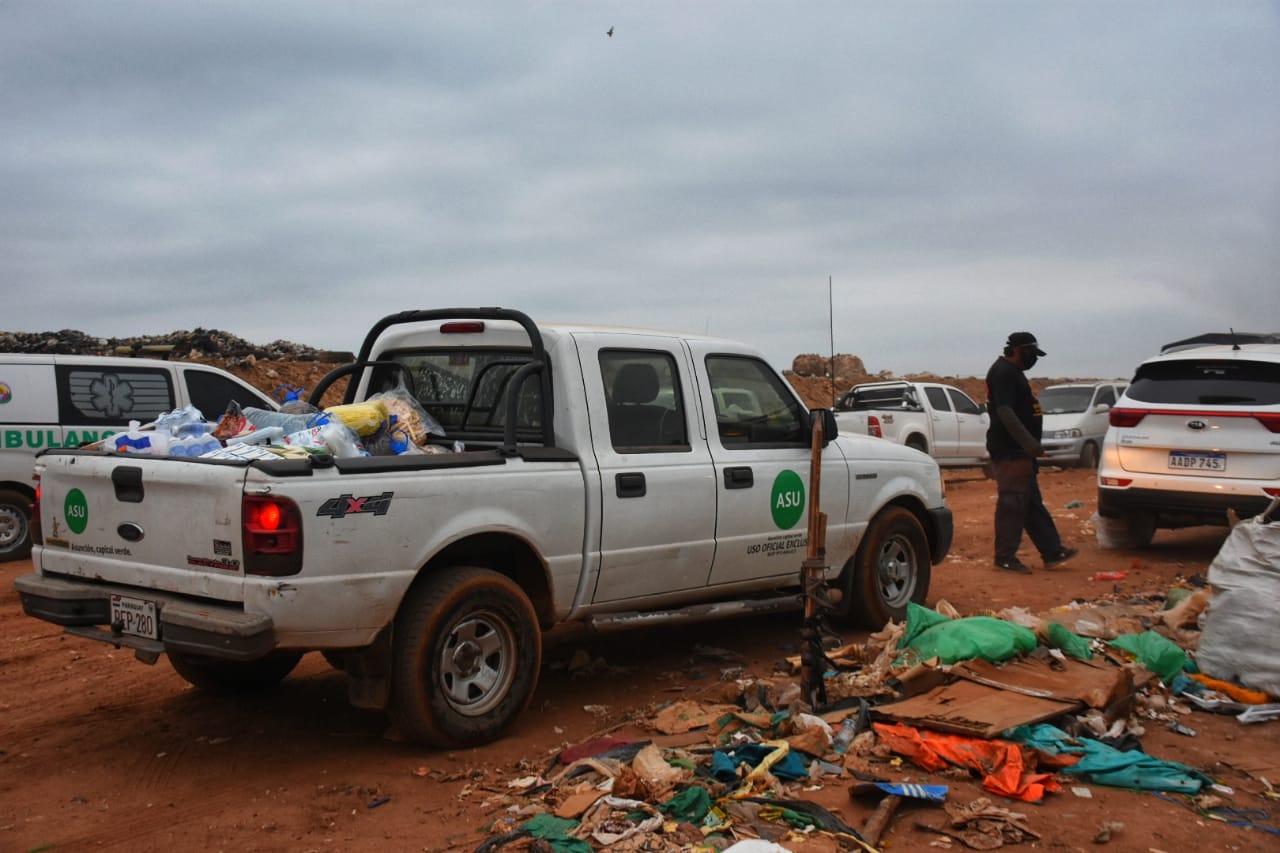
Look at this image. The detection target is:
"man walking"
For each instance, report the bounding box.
[985,332,1077,573]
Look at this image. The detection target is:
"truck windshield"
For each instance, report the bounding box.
[1039,386,1094,414]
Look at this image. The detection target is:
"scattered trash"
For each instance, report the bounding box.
[1071,786,1093,798]
[1093,820,1123,843]
[1065,500,1085,509]
[366,796,390,809]
[1092,572,1128,582]
[1168,722,1197,737]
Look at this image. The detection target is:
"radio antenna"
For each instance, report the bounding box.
[828,276,836,408]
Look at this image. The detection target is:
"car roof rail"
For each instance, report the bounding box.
[1159,331,1280,354]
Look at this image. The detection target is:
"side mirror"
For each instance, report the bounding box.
[1094,403,1111,414]
[811,408,839,445]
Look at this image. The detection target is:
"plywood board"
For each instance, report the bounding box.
[871,679,1078,738]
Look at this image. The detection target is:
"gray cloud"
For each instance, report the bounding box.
[2,1,1276,381]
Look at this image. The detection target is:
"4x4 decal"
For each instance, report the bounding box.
[317,491,394,519]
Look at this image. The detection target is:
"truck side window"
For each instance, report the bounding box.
[184,368,273,420]
[705,355,807,447]
[947,388,982,415]
[56,366,175,424]
[924,386,951,412]
[599,350,689,452]
[1096,386,1117,407]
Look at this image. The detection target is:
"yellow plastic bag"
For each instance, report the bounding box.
[322,401,389,437]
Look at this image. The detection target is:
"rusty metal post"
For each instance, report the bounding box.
[800,416,829,707]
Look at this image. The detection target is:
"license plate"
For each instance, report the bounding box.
[1168,451,1226,471]
[110,594,159,640]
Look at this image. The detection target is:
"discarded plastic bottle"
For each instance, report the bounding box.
[832,716,858,754]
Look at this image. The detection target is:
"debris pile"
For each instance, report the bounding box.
[467,508,1280,852]
[0,328,352,366]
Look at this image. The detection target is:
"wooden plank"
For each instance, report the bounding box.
[951,655,1130,709]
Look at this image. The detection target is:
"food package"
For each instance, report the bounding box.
[321,401,390,437]
[367,386,444,445]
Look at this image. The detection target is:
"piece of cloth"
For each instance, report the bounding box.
[1188,673,1273,705]
[556,735,632,764]
[873,721,1060,803]
[521,814,593,853]
[1008,724,1208,794]
[711,743,809,784]
[657,786,712,822]
[990,456,1064,563]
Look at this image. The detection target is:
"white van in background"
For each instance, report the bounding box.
[1039,382,1126,468]
[0,354,277,561]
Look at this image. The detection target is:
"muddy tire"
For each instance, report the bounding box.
[846,506,931,629]
[168,650,303,691]
[0,488,33,563]
[389,566,541,748]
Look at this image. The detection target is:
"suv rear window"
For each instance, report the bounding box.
[1126,359,1280,406]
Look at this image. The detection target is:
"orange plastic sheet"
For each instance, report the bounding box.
[873,722,1071,803]
[1189,673,1274,704]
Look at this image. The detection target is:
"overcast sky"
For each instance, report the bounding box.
[2,1,1277,380]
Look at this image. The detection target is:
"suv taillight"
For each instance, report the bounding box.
[1109,408,1147,428]
[243,496,303,577]
[1256,413,1280,434]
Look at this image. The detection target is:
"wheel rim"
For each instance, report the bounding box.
[0,504,28,553]
[876,533,918,608]
[438,609,517,717]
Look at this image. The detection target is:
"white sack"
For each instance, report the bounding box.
[1196,514,1280,697]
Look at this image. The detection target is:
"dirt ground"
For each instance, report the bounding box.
[4,460,1279,853]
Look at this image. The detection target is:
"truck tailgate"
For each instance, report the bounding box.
[35,451,252,601]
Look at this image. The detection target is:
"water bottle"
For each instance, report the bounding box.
[832,716,858,754]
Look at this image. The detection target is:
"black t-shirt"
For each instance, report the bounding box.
[985,356,1042,458]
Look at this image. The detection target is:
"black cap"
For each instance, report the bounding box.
[1006,332,1046,356]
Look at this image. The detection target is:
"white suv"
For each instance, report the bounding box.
[1097,333,1280,546]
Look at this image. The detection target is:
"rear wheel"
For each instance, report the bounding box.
[389,566,541,747]
[1077,442,1099,469]
[168,650,303,691]
[0,488,33,562]
[844,506,931,629]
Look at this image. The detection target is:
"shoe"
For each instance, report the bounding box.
[995,557,1032,574]
[1043,547,1079,567]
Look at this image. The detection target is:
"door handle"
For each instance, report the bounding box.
[724,466,754,489]
[615,472,646,498]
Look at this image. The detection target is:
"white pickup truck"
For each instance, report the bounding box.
[834,380,989,467]
[16,309,953,746]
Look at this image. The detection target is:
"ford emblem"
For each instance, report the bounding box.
[1187,420,1207,431]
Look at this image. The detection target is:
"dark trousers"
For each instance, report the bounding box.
[991,456,1063,562]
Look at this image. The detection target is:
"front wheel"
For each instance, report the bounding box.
[843,506,931,629]
[0,488,33,562]
[390,566,541,747]
[168,650,303,691]
[1077,442,1099,469]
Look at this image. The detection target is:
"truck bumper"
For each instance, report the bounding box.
[14,572,277,661]
[926,507,954,564]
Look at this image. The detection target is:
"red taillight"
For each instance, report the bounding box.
[1109,408,1147,428]
[1100,477,1132,487]
[1265,487,1280,497]
[243,496,302,576]
[441,321,485,334]
[1256,413,1280,433]
[30,480,43,547]
[867,415,883,438]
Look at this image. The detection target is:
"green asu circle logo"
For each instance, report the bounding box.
[770,470,805,529]
[64,488,89,535]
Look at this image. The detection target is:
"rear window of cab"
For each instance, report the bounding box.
[1125,359,1280,406]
